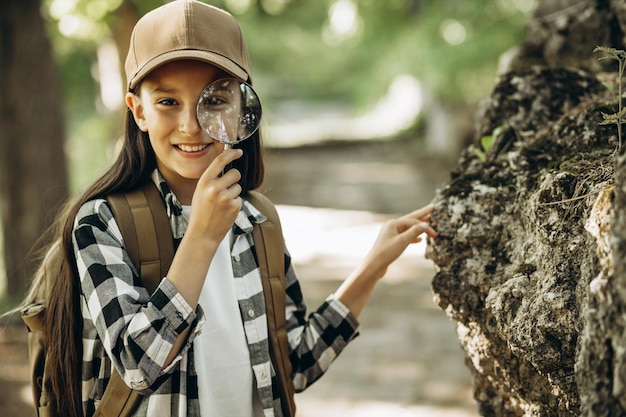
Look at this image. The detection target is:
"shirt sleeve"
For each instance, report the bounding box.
[73,199,203,392]
[282,248,360,391]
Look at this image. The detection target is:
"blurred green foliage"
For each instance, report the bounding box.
[42,0,533,191]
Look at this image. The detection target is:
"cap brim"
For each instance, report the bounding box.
[128,50,249,90]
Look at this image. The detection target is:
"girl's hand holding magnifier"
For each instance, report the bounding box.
[187,78,262,243]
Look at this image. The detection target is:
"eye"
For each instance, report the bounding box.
[201,95,229,107]
[157,98,178,106]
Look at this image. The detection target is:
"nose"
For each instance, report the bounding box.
[180,105,202,136]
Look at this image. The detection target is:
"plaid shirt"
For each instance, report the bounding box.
[73,172,359,417]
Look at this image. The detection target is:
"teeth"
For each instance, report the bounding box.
[177,144,208,152]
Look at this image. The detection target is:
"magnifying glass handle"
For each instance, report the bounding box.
[222,143,234,176]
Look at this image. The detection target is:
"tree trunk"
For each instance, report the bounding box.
[0,0,68,300]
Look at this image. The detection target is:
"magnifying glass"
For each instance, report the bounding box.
[197,78,262,151]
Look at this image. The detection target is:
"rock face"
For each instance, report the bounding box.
[426,1,626,415]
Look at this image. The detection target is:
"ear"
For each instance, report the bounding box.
[126,92,148,132]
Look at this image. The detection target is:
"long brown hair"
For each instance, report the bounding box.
[24,105,265,416]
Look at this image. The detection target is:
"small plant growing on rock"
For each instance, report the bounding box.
[474,125,502,162]
[594,46,626,150]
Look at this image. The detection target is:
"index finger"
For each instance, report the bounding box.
[403,203,435,221]
[204,148,243,177]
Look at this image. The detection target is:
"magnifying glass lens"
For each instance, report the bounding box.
[197,78,262,148]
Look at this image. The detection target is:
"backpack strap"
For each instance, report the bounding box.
[93,182,174,417]
[94,371,140,417]
[246,191,296,417]
[107,182,174,293]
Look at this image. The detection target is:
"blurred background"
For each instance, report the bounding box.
[0,0,536,415]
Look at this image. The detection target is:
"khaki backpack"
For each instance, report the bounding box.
[21,182,296,417]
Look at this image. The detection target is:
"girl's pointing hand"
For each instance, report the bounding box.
[363,203,437,280]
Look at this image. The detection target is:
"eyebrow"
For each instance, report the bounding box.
[208,84,236,95]
[148,86,179,95]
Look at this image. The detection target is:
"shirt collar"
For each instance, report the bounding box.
[150,170,266,238]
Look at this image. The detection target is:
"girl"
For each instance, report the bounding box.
[41,1,436,416]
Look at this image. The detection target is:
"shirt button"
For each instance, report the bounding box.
[234,254,241,262]
[248,309,255,318]
[130,378,149,390]
[260,371,267,380]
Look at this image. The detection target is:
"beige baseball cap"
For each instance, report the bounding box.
[125,0,252,90]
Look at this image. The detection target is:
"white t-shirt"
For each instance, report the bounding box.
[182,206,264,417]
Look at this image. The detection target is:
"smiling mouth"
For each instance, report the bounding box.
[176,144,210,153]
